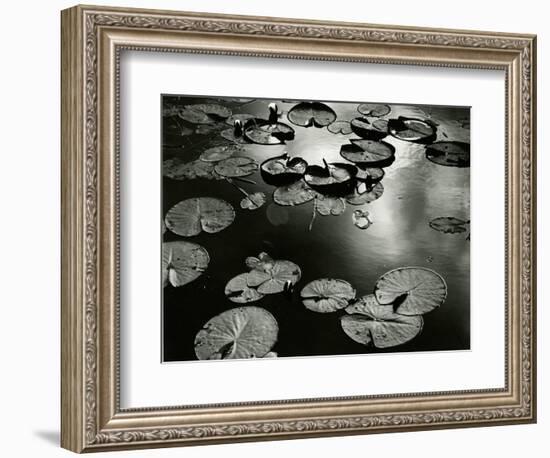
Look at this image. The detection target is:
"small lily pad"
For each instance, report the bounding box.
[225,113,256,126]
[178,107,214,124]
[301,278,356,313]
[273,180,316,206]
[429,217,469,234]
[240,192,267,210]
[243,119,295,145]
[355,167,384,183]
[425,141,470,167]
[341,294,423,348]
[162,241,209,287]
[163,158,222,181]
[388,117,437,143]
[165,197,235,237]
[374,267,447,315]
[194,307,278,360]
[315,195,346,216]
[186,103,232,119]
[352,209,373,230]
[346,181,384,205]
[304,161,357,195]
[287,102,337,127]
[214,156,258,178]
[225,273,264,303]
[220,127,250,144]
[246,259,301,295]
[357,103,391,117]
[350,117,389,140]
[327,120,353,135]
[200,144,243,163]
[341,139,395,167]
[260,154,307,182]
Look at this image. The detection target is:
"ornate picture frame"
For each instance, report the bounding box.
[61,4,536,453]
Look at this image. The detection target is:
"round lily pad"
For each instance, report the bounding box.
[225,113,255,126]
[425,141,470,167]
[243,119,295,145]
[194,307,278,360]
[300,278,356,313]
[429,217,469,234]
[346,181,384,205]
[224,273,264,303]
[287,102,337,127]
[186,103,232,119]
[315,195,346,216]
[352,209,373,230]
[162,241,209,287]
[327,120,353,135]
[163,158,221,181]
[371,119,389,134]
[340,139,395,167]
[355,167,384,183]
[341,294,423,348]
[374,267,447,315]
[220,127,250,144]
[260,153,307,185]
[165,197,235,237]
[273,180,316,206]
[357,103,391,117]
[214,156,258,178]
[240,192,267,210]
[350,117,388,140]
[178,107,214,124]
[200,145,242,163]
[388,117,437,143]
[304,161,357,196]
[246,259,301,295]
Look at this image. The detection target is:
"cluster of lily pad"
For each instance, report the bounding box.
[300,266,448,349]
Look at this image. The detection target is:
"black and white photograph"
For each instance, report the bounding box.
[161,95,470,362]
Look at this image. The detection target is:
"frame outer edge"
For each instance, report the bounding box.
[61,5,87,453]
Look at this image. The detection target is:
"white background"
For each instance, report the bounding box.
[121,53,504,407]
[0,0,546,457]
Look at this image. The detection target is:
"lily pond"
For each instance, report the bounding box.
[162,95,470,362]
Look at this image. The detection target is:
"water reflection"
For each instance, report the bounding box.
[162,96,470,362]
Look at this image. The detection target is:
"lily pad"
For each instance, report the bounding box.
[300,278,356,313]
[163,158,221,181]
[315,195,346,216]
[200,144,243,163]
[220,127,250,144]
[355,167,385,183]
[243,119,295,145]
[246,259,301,295]
[388,117,437,143]
[287,102,337,127]
[214,156,258,178]
[429,217,469,234]
[165,197,235,237]
[425,141,470,167]
[240,192,267,210]
[327,120,353,135]
[245,252,275,272]
[225,113,256,126]
[340,139,395,167]
[194,307,278,360]
[352,209,373,230]
[374,267,447,315]
[346,181,384,205]
[341,294,423,348]
[178,107,215,124]
[371,119,389,134]
[260,153,308,185]
[186,103,232,119]
[273,180,316,206]
[357,103,391,117]
[162,241,209,287]
[195,124,224,135]
[350,117,389,140]
[304,161,357,196]
[224,273,264,303]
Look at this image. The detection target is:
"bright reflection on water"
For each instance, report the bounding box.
[163,97,470,362]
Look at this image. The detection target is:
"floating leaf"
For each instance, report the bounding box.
[240,192,267,210]
[165,197,235,237]
[346,182,384,205]
[163,158,221,181]
[220,127,250,144]
[186,103,232,119]
[273,180,316,206]
[350,117,388,140]
[429,217,469,234]
[304,161,357,195]
[195,124,224,135]
[224,273,264,303]
[287,102,337,127]
[357,103,391,117]
[425,141,470,167]
[327,120,353,135]
[178,107,214,124]
[371,119,389,133]
[214,156,258,178]
[355,167,384,183]
[352,209,373,229]
[388,117,437,143]
[200,144,243,162]
[243,119,295,145]
[341,294,423,348]
[341,140,395,167]
[374,267,447,315]
[315,195,346,216]
[246,259,301,295]
[194,307,278,360]
[301,278,356,313]
[260,153,307,185]
[225,113,256,126]
[162,241,209,287]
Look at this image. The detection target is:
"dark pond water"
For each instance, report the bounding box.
[162,95,470,362]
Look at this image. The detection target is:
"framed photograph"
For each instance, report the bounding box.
[61,4,537,453]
